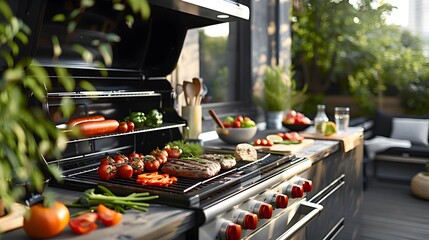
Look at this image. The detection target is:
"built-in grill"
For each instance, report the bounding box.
[15,0,329,239]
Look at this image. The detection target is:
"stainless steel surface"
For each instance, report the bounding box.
[276,202,324,240]
[202,158,312,223]
[149,0,250,21]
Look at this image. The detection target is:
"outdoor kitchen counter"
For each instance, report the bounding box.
[2,187,195,240]
[3,135,360,240]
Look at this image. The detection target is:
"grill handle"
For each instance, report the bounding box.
[276,201,323,240]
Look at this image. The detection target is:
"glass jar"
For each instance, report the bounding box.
[313,105,329,134]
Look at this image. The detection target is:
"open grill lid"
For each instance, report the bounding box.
[6,0,249,78]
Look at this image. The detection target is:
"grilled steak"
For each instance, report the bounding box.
[234,143,258,161]
[161,158,221,179]
[199,154,236,170]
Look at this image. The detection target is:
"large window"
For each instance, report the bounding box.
[199,22,237,104]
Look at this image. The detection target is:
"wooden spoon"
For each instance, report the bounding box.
[208,109,225,129]
[183,81,194,106]
[192,77,202,105]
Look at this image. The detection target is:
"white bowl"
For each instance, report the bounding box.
[216,126,258,144]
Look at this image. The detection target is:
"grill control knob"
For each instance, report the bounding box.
[294,178,313,192]
[283,183,304,198]
[249,200,273,219]
[263,192,289,209]
[274,193,289,208]
[219,220,242,240]
[232,209,259,230]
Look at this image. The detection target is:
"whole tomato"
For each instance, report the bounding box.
[170,148,182,158]
[254,139,262,146]
[118,164,133,179]
[128,158,144,175]
[233,120,241,128]
[128,152,140,159]
[151,149,168,165]
[127,121,135,132]
[114,154,128,164]
[23,201,70,239]
[117,121,128,133]
[98,164,117,180]
[144,155,160,172]
[100,156,115,166]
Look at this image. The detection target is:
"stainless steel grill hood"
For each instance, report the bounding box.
[4,0,249,77]
[149,0,250,22]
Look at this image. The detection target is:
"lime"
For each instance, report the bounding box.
[321,121,336,136]
[266,134,283,143]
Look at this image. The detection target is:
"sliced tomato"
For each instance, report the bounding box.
[97,204,122,226]
[69,212,98,235]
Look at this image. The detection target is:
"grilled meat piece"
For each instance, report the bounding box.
[161,158,221,179]
[234,143,258,161]
[199,154,236,170]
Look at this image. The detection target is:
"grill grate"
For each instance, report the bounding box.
[60,153,302,209]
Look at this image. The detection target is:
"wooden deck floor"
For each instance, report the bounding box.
[337,177,429,240]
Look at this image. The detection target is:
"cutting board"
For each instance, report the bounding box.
[300,128,363,152]
[0,203,26,233]
[254,139,315,155]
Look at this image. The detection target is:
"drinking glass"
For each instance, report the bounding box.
[334,107,350,133]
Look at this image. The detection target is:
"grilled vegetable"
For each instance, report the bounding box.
[136,172,178,187]
[145,109,163,127]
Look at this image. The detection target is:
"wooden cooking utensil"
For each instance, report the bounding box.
[192,77,202,105]
[208,109,225,128]
[183,81,194,106]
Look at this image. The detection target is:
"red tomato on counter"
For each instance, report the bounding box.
[23,202,70,239]
[69,212,98,235]
[97,204,122,226]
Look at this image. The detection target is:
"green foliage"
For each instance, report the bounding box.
[0,1,68,209]
[292,0,429,115]
[199,31,229,102]
[0,0,150,210]
[253,65,307,111]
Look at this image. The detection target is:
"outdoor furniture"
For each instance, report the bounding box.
[364,110,429,181]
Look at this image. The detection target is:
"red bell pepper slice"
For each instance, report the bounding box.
[69,212,98,235]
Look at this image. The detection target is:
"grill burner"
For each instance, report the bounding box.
[58,152,304,209]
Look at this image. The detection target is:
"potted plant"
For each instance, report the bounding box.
[253,65,306,129]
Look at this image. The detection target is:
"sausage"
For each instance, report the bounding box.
[67,115,106,127]
[76,119,119,137]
